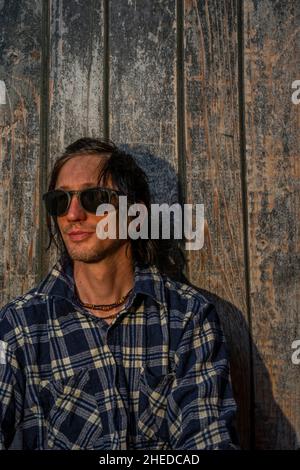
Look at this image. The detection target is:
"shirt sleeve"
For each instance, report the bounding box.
[0,339,24,450]
[167,301,240,449]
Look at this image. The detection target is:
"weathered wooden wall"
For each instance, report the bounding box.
[0,0,299,449]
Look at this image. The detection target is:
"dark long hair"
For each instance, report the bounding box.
[44,137,187,280]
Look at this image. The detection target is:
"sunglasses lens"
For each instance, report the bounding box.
[81,188,113,213]
[44,190,69,216]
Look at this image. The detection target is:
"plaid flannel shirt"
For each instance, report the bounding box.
[0,255,238,450]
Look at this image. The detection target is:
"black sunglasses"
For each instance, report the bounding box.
[42,186,126,217]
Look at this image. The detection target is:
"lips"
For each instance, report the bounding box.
[67,231,93,241]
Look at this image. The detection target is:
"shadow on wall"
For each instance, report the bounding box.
[121,144,298,450]
[185,286,299,450]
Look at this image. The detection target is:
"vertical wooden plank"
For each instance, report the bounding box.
[244,0,300,449]
[45,0,105,269]
[109,0,179,204]
[184,0,251,448]
[0,0,43,305]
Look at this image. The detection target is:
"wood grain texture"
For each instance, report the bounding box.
[0,0,42,306]
[109,0,179,206]
[44,0,105,270]
[0,0,298,450]
[183,0,251,448]
[244,0,300,449]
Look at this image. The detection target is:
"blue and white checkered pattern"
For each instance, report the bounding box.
[0,255,238,449]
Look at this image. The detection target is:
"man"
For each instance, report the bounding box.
[0,137,239,450]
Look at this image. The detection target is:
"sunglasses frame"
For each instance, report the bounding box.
[42,186,126,217]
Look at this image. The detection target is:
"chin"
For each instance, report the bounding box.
[65,238,127,264]
[67,246,107,263]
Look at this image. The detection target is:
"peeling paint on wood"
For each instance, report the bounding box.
[184,0,251,448]
[109,0,178,176]
[0,0,42,305]
[244,0,300,450]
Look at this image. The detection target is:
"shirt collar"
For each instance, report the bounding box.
[35,254,165,307]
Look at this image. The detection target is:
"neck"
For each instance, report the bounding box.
[73,245,135,312]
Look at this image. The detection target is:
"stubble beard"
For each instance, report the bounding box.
[65,238,130,264]
[68,247,107,263]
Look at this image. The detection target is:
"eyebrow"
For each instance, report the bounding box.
[56,183,98,190]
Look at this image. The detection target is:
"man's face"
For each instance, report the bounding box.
[55,153,130,263]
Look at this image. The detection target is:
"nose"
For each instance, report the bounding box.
[66,193,87,221]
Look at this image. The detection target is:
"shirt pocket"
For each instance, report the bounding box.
[137,365,176,446]
[38,368,102,450]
